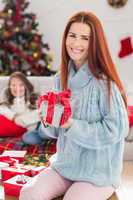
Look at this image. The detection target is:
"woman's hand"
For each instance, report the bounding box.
[61,117,73,129]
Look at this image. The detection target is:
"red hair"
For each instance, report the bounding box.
[60,11,127,107]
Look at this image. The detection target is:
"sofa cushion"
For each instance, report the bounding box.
[0,115,27,137]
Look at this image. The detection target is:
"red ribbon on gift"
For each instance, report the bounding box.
[38,90,71,126]
[58,90,72,125]
[38,92,57,125]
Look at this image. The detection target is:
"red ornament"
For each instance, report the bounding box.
[118,37,133,58]
[27,56,33,63]
[32,15,36,21]
[12,59,19,65]
[33,35,41,43]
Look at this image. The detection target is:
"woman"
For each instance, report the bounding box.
[19,11,129,200]
[0,71,39,137]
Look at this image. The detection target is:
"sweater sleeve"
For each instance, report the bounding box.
[66,81,129,149]
[15,109,40,127]
[0,105,15,120]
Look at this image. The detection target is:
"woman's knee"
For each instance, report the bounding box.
[19,185,49,200]
[19,185,35,200]
[19,181,54,200]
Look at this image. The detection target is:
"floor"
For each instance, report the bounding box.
[116,161,133,200]
[0,161,133,200]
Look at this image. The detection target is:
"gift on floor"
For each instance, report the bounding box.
[38,90,72,127]
[3,174,31,197]
[0,155,18,166]
[0,162,9,180]
[1,164,31,181]
[31,166,46,176]
[2,150,27,163]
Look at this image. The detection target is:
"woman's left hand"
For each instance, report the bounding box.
[61,117,73,129]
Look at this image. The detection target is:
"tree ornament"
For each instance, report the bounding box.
[30,42,38,49]
[32,15,36,21]
[27,55,33,63]
[12,59,19,65]
[8,9,13,15]
[15,27,20,32]
[26,70,31,76]
[4,30,12,38]
[6,19,13,27]
[33,52,39,58]
[33,35,41,43]
[47,64,51,69]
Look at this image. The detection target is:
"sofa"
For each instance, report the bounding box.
[0,76,133,162]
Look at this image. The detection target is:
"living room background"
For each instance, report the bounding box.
[0,0,133,102]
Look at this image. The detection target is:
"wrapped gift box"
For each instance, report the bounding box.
[38,90,71,128]
[2,150,27,163]
[0,155,18,166]
[31,166,46,176]
[3,174,31,197]
[0,162,9,180]
[41,102,64,127]
[1,164,31,181]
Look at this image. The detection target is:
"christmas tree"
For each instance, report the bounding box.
[0,0,56,76]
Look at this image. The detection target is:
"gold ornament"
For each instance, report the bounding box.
[8,9,13,16]
[33,52,39,58]
[47,64,51,69]
[15,27,20,32]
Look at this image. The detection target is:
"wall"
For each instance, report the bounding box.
[0,0,133,103]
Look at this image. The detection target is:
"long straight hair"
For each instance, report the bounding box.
[60,11,127,107]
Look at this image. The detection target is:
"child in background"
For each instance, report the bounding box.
[0,71,40,137]
[22,121,59,145]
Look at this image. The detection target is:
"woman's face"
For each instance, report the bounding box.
[66,22,91,69]
[10,77,26,97]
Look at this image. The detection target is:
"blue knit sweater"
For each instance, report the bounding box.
[43,61,129,188]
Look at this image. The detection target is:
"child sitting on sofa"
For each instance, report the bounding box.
[0,71,40,137]
[22,121,58,145]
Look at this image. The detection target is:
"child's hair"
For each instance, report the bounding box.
[0,71,38,109]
